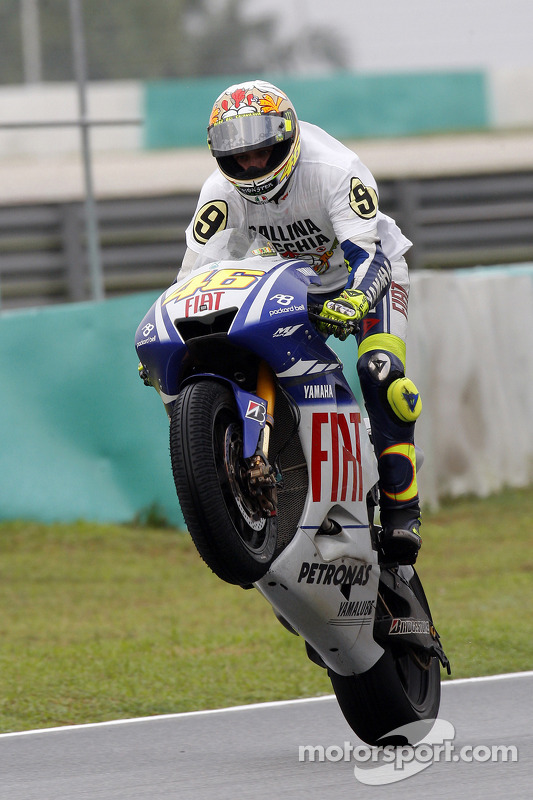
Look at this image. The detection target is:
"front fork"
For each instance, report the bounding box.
[256,360,276,458]
[197,362,278,516]
[247,361,278,516]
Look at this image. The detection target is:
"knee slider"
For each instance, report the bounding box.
[387,376,422,422]
[357,350,422,423]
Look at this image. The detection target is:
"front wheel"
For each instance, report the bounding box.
[170,380,278,586]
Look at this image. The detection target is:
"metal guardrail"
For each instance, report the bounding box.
[1,172,532,309]
[386,172,533,270]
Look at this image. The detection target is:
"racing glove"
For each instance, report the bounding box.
[318,289,370,340]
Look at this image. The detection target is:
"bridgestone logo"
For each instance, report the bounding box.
[389,618,430,635]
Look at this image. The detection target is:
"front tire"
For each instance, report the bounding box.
[170,380,278,586]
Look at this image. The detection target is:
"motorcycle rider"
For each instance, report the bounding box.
[179,79,422,565]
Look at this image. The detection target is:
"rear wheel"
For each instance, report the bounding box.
[170,380,278,586]
[328,570,441,746]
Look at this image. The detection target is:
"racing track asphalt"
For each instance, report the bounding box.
[0,672,531,800]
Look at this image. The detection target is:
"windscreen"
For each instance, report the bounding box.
[192,228,279,271]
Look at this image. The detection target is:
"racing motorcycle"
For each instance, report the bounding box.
[135,228,450,746]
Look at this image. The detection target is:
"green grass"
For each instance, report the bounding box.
[1,487,532,733]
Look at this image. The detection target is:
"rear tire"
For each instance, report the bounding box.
[328,570,441,746]
[170,380,278,586]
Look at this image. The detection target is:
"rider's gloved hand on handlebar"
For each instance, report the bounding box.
[317,289,370,340]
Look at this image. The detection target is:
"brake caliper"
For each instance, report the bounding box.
[246,454,278,517]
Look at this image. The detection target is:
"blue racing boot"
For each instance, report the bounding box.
[379,505,422,565]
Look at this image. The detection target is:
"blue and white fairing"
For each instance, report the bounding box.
[135,237,377,523]
[135,251,335,399]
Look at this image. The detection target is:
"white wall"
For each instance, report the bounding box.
[0,82,142,157]
[408,266,533,508]
[490,69,533,128]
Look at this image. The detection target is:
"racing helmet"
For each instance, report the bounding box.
[207,80,301,204]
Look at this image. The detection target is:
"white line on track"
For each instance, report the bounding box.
[1,670,532,740]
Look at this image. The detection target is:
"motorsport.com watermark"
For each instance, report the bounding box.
[298,720,519,785]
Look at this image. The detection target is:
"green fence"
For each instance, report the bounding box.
[0,293,360,526]
[144,70,489,149]
[0,293,180,525]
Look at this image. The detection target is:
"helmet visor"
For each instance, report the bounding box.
[208,114,292,158]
